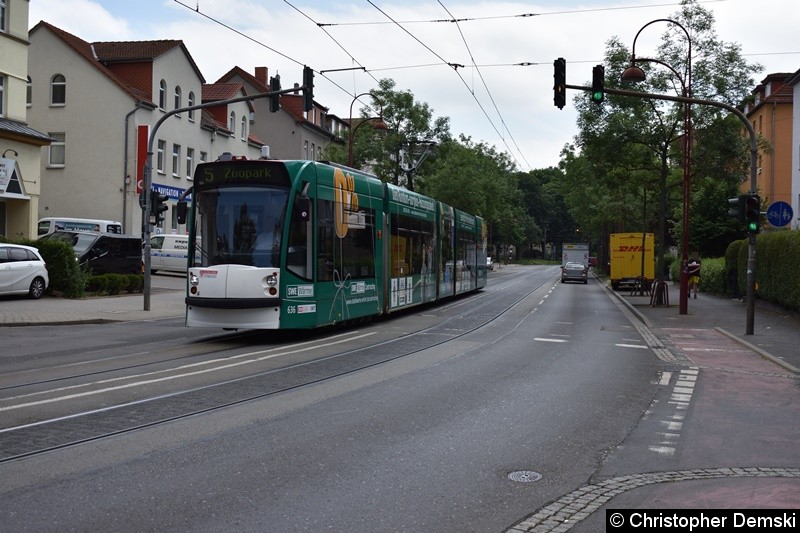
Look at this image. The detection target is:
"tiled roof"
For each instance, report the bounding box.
[30,21,204,105]
[203,83,246,101]
[92,40,184,62]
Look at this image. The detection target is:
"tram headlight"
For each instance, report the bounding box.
[189,272,199,286]
[265,273,278,287]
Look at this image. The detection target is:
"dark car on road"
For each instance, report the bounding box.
[40,231,142,275]
[561,261,588,284]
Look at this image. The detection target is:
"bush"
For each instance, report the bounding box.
[86,273,143,295]
[698,257,725,295]
[724,240,744,298]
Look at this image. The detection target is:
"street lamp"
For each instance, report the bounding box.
[347,92,388,167]
[621,18,692,315]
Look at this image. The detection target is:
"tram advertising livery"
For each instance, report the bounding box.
[178,156,487,329]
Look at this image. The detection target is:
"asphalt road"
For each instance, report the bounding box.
[0,266,663,531]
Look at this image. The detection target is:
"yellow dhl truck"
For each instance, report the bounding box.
[609,233,654,291]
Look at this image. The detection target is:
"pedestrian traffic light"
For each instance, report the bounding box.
[302,66,314,112]
[150,189,169,224]
[553,58,566,110]
[727,194,745,222]
[591,65,605,104]
[745,194,761,233]
[269,74,281,113]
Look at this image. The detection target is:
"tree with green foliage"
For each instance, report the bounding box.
[322,79,450,190]
[417,135,530,254]
[565,0,762,274]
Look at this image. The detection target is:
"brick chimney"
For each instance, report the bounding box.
[255,67,268,86]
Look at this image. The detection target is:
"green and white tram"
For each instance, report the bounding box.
[178,156,487,329]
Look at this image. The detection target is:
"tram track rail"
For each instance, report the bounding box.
[0,266,557,464]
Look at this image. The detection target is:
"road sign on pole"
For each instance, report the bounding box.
[766,201,793,227]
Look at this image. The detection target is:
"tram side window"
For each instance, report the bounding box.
[287,193,312,280]
[390,214,434,277]
[317,199,375,281]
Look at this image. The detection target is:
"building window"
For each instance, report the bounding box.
[303,140,308,159]
[174,86,182,115]
[51,74,66,105]
[157,140,166,173]
[26,76,32,107]
[229,111,235,132]
[159,80,167,110]
[0,75,4,116]
[186,147,194,178]
[172,144,181,177]
[0,0,6,33]
[241,116,247,141]
[48,133,66,167]
[188,91,195,121]
[199,151,207,165]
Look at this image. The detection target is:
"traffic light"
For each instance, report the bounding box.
[553,58,566,110]
[727,194,745,222]
[745,194,761,233]
[591,65,605,104]
[269,74,281,113]
[302,66,314,112]
[150,189,169,225]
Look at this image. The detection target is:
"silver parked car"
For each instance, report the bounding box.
[561,261,588,284]
[0,243,49,299]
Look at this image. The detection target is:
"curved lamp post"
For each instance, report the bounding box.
[347,92,388,167]
[621,18,692,315]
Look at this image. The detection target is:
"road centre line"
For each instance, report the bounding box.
[0,331,376,413]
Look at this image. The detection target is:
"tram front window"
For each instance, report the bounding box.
[197,186,289,268]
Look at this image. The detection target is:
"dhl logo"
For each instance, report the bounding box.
[334,167,359,239]
[615,245,647,252]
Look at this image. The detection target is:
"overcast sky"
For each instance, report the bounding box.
[29,0,800,171]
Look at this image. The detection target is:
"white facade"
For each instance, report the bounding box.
[27,23,262,237]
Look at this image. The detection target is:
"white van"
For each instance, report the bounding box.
[38,217,123,236]
[149,234,201,273]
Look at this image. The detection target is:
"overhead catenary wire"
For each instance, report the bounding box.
[367,0,525,170]
[317,0,727,26]
[173,0,381,116]
[437,0,531,170]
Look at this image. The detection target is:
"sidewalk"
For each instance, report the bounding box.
[616,281,800,373]
[0,288,186,326]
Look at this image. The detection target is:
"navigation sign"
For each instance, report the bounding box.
[766,201,793,227]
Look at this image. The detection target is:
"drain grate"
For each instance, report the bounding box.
[508,470,542,483]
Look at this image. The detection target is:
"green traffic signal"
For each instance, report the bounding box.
[745,194,761,234]
[591,65,605,104]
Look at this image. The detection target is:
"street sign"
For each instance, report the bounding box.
[766,201,793,227]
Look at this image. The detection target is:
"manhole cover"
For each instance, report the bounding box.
[508,470,542,483]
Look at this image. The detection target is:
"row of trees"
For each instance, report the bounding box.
[322,1,765,267]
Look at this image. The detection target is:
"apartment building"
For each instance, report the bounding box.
[0,0,51,238]
[743,72,797,228]
[216,66,347,160]
[27,21,263,236]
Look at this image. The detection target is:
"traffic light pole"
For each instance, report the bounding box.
[140,84,310,310]
[565,83,759,334]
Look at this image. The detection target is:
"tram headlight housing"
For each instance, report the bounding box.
[265,273,278,287]
[189,272,199,286]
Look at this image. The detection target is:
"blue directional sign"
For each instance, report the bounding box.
[766,201,793,227]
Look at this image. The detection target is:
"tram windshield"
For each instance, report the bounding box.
[196,185,289,268]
